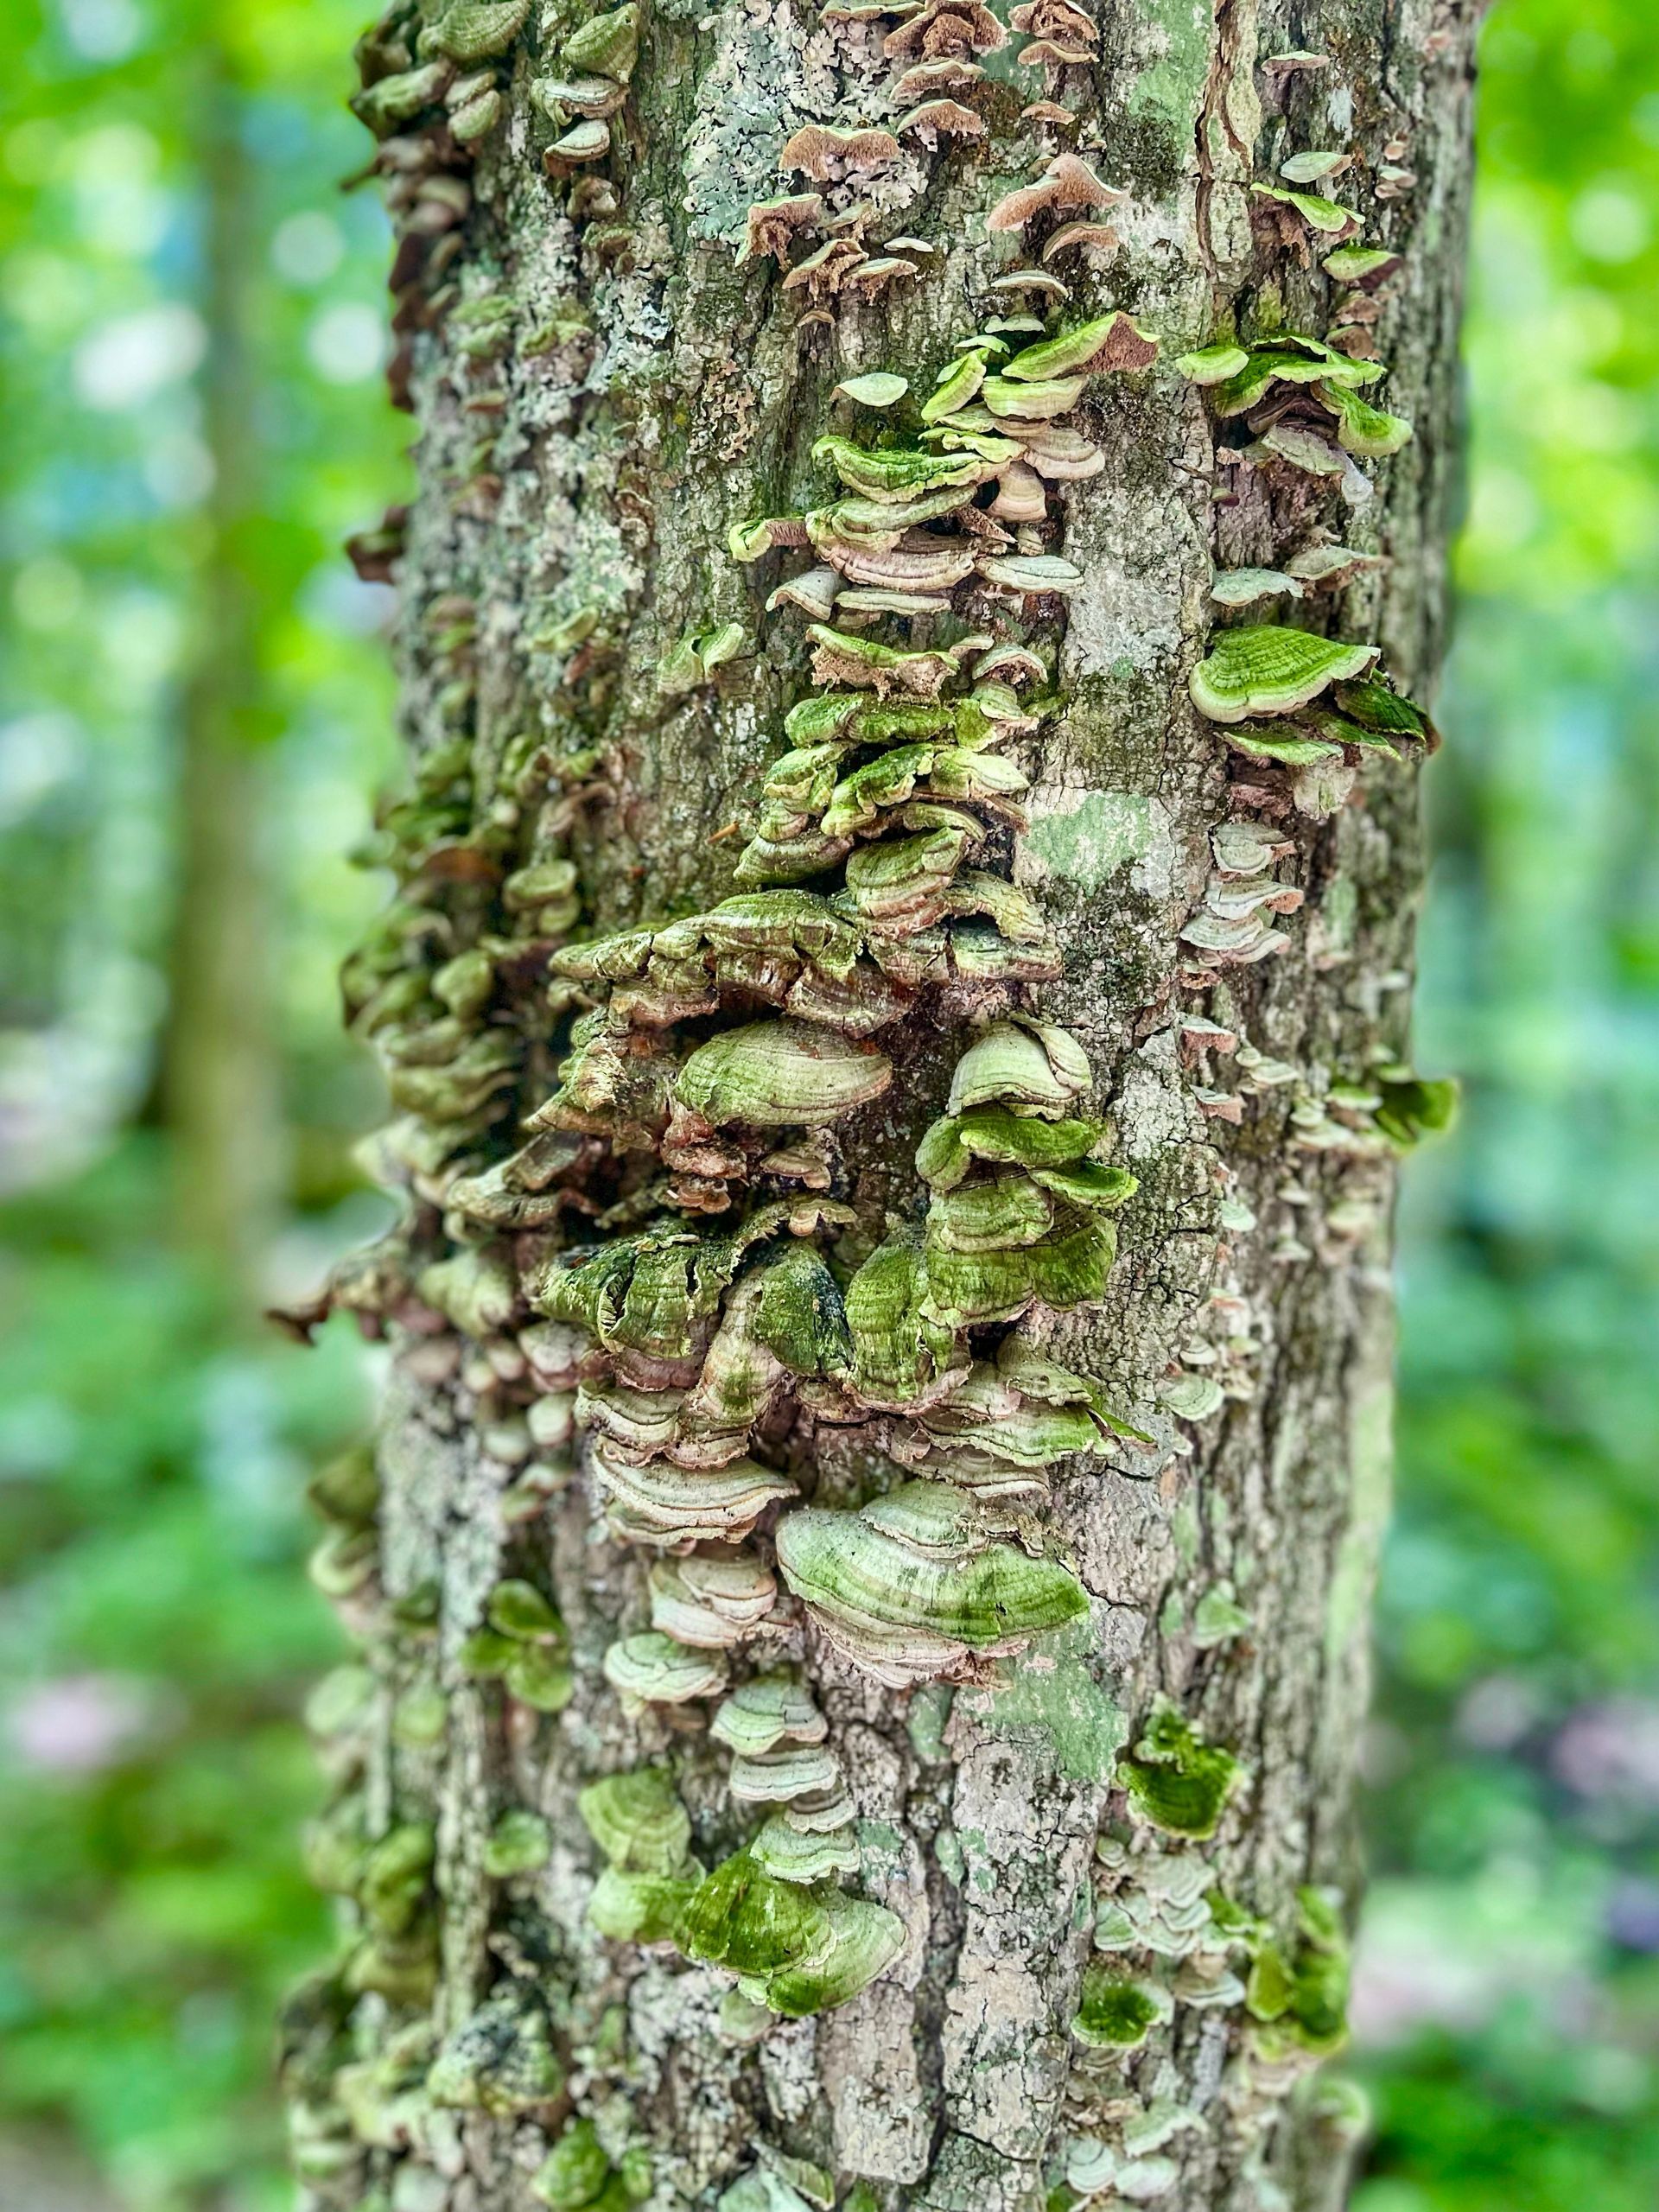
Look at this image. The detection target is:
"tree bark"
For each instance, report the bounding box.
[282,3,1480,2209]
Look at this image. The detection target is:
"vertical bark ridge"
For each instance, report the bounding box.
[277,3,1480,2209]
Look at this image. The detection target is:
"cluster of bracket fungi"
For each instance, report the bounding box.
[282,3,1456,2208]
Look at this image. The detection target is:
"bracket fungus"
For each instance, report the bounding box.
[578,1782,705,1942]
[883,0,1007,59]
[1071,1967,1173,2051]
[711,1674,829,1757]
[1189,626,1380,723]
[989,154,1125,232]
[779,124,903,182]
[675,1020,893,1129]
[775,1494,1090,1686]
[1251,181,1361,243]
[676,1852,906,2017]
[602,1631,728,1713]
[1116,1700,1244,1840]
[1179,330,1414,493]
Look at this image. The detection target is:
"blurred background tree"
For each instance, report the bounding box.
[0,0,1656,2208]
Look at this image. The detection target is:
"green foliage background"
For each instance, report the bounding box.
[2,1,1656,2205]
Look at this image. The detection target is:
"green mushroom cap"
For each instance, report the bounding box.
[1071,1966,1172,2050]
[578,1766,694,1874]
[1116,1700,1243,1840]
[676,1020,893,1129]
[1189,626,1379,724]
[775,1504,1090,1656]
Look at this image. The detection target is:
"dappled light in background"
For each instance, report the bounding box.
[1352,3,1659,2205]
[1,0,1657,2207]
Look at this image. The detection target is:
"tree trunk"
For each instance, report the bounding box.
[162,40,284,1302]
[282,3,1480,2209]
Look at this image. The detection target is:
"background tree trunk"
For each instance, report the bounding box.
[284,3,1481,2209]
[161,36,284,1302]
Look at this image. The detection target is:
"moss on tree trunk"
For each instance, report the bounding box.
[280,1,1480,2207]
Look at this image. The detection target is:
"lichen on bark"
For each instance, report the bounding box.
[279,2,1481,2209]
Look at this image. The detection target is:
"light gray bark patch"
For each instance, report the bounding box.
[958,1621,1128,1785]
[916,2129,1049,2212]
[939,1733,1098,2160]
[1024,788,1173,898]
[822,1981,934,2180]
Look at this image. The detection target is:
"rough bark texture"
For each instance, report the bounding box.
[281,3,1480,2210]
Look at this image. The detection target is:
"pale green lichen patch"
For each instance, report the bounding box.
[1027,789,1158,892]
[973,1631,1127,1783]
[531,2118,620,2209]
[482,1808,553,1878]
[427,1981,563,2113]
[1126,0,1214,132]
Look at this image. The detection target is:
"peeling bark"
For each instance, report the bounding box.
[281,3,1481,2209]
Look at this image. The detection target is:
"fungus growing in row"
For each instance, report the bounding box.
[741,193,824,268]
[779,124,903,182]
[1211,566,1304,607]
[602,1631,728,1713]
[710,1673,829,1757]
[899,99,987,142]
[728,1742,844,1802]
[579,1767,704,1945]
[1179,328,1414,495]
[1285,541,1387,589]
[675,1019,893,1128]
[750,1817,861,1885]
[1281,149,1351,184]
[1012,0,1100,55]
[320,231,1158,2067]
[560,3,639,79]
[1323,243,1403,288]
[422,0,530,64]
[650,1548,787,1654]
[882,0,1007,60]
[834,370,909,407]
[1251,181,1361,245]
